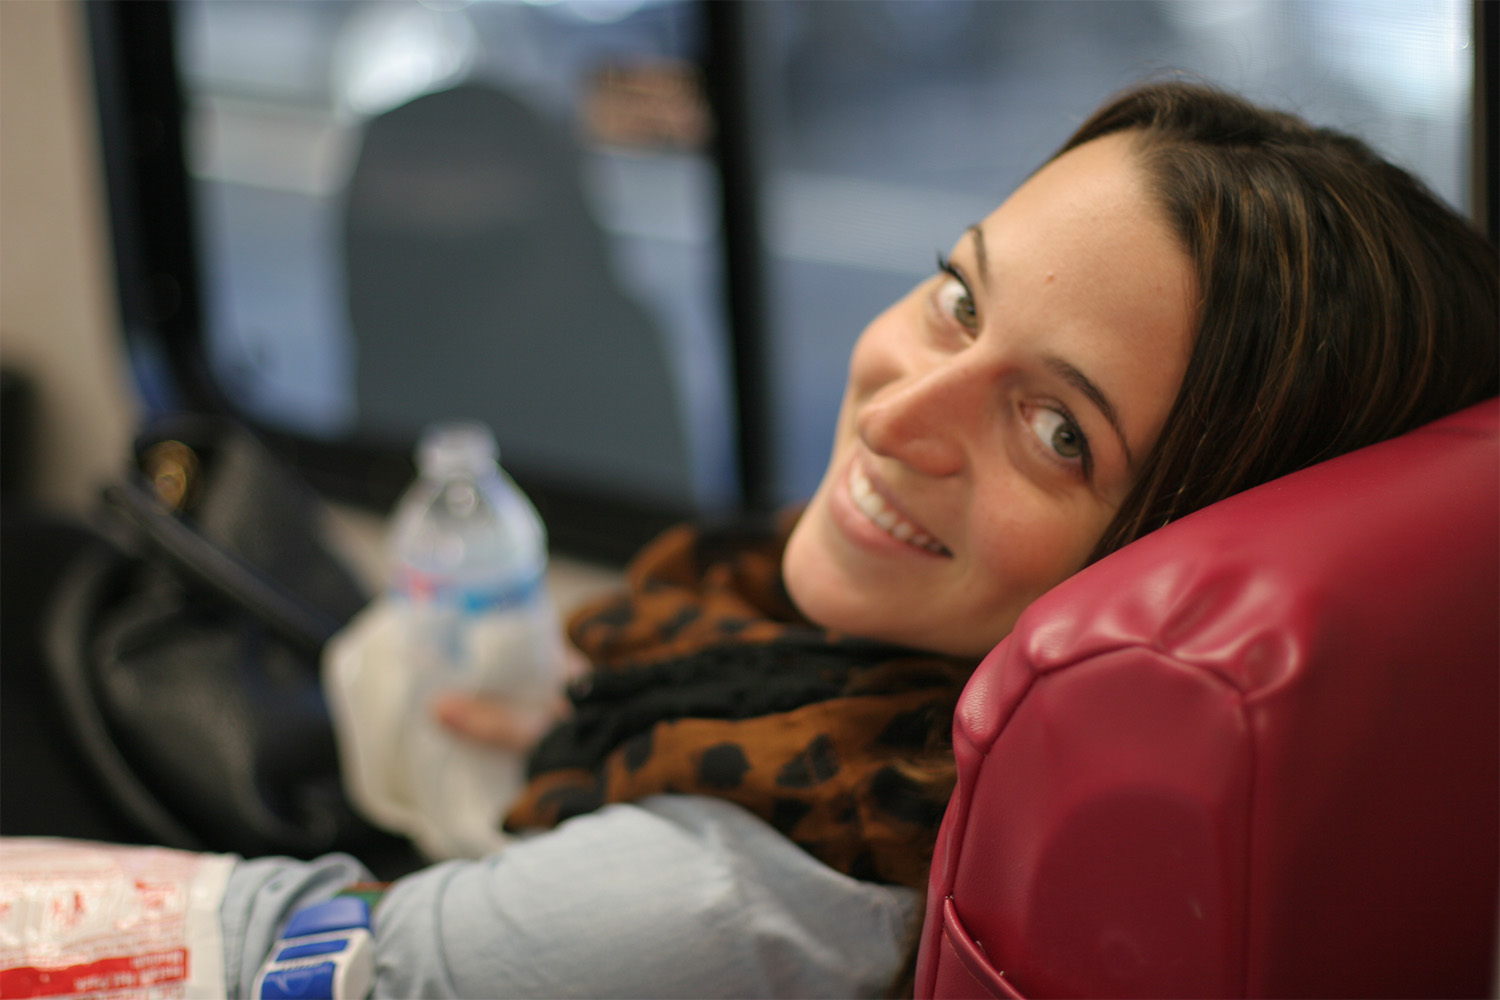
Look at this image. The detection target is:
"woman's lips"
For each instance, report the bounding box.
[847,461,952,556]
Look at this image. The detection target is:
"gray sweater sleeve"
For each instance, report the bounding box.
[221,795,920,999]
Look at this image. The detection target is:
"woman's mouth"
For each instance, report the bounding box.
[848,463,951,556]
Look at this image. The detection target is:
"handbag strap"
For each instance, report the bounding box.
[43,540,207,851]
[102,480,341,658]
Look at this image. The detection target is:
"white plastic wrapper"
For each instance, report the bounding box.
[323,600,537,861]
[0,839,234,999]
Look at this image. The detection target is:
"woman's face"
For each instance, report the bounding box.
[783,133,1196,658]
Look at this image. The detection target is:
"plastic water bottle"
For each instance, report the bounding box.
[386,421,564,858]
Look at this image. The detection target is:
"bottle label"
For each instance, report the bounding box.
[393,565,546,615]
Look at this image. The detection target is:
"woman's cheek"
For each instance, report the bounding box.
[968,499,1092,605]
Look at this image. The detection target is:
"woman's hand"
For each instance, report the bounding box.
[434,646,584,751]
[431,692,568,753]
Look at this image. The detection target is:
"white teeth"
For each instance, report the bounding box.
[848,466,949,555]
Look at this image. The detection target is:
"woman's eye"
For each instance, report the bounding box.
[1025,406,1088,462]
[934,256,978,333]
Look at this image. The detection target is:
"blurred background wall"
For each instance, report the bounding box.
[0,0,136,514]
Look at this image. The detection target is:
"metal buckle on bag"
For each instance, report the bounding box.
[252,897,374,1000]
[142,440,201,511]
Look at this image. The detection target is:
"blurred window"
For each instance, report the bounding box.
[176,0,733,512]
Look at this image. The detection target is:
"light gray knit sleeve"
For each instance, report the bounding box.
[221,795,919,999]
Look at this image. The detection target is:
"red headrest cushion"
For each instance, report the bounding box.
[920,398,1499,998]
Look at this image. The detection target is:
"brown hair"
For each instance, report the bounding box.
[1065,82,1499,560]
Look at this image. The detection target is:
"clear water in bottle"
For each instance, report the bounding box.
[386,422,564,857]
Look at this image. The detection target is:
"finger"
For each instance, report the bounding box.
[431,693,550,751]
[562,644,590,683]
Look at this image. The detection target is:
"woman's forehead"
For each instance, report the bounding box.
[979,135,1172,268]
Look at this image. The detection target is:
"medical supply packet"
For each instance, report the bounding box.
[0,839,233,999]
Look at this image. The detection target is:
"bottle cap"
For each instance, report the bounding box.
[417,422,500,477]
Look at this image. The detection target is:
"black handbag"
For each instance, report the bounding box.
[41,415,418,867]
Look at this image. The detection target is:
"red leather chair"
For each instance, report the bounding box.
[917,398,1499,999]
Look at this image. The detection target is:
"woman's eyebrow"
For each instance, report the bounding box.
[965,224,989,291]
[1043,355,1136,470]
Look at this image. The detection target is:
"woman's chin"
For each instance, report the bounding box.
[782,501,861,634]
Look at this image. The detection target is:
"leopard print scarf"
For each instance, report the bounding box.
[503,516,974,889]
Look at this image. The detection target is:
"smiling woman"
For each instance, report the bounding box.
[784,132,1197,658]
[401,82,1496,997]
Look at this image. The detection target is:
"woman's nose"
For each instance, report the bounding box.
[856,359,973,477]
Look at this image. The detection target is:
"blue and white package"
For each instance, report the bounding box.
[253,897,374,1000]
